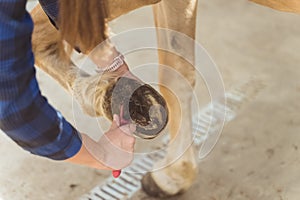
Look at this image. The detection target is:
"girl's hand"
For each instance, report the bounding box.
[66,115,136,170]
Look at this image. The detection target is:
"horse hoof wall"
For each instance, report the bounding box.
[141,173,173,198]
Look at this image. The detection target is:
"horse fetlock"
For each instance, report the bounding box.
[142,159,198,197]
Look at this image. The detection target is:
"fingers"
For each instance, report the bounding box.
[116,124,136,151]
[110,114,120,130]
[111,114,136,136]
[119,123,136,136]
[101,112,136,169]
[119,105,130,125]
[122,136,135,151]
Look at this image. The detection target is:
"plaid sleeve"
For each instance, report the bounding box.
[0,0,82,160]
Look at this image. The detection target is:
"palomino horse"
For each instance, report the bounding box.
[30,0,300,197]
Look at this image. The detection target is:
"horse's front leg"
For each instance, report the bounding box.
[142,0,197,196]
[142,0,198,197]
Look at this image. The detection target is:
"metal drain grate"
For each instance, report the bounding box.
[80,79,265,200]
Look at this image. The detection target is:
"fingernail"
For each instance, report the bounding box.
[112,170,121,178]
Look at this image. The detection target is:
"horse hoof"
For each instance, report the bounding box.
[103,77,169,139]
[141,172,173,198]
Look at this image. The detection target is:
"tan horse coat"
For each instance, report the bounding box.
[30,0,298,197]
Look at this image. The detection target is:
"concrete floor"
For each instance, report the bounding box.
[1,0,300,199]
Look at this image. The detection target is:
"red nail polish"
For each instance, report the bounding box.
[112,170,121,178]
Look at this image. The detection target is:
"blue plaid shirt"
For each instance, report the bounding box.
[0,0,82,160]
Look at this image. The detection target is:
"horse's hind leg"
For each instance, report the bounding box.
[142,0,198,197]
